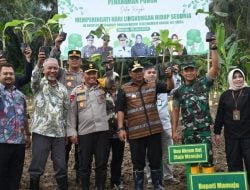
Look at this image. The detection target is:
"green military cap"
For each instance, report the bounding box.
[181,62,197,70]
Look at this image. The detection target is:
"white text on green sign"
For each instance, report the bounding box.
[169,144,207,164]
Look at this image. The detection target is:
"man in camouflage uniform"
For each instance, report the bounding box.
[81,34,97,58]
[172,39,219,173]
[147,32,169,57]
[96,34,113,62]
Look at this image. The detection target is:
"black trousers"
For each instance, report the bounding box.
[65,140,79,170]
[78,131,110,179]
[0,143,25,190]
[225,138,250,184]
[109,138,125,185]
[29,133,67,179]
[129,133,162,171]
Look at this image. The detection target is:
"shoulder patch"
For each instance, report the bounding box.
[70,94,75,102]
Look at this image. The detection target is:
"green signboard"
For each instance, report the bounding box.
[169,144,207,164]
[190,172,248,190]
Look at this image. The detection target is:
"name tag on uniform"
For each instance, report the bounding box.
[233,109,240,120]
[157,99,162,106]
[77,94,85,101]
[66,76,74,80]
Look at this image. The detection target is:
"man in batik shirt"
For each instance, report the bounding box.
[0,63,31,190]
[28,58,69,190]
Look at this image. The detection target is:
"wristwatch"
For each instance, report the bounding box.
[116,127,125,133]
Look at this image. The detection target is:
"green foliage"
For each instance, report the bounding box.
[195,9,228,32]
[0,20,27,50]
[35,14,67,45]
[156,29,181,64]
[12,19,36,44]
[90,24,116,39]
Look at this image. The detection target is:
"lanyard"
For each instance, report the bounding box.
[232,89,242,109]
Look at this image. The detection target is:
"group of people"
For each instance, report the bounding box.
[80,32,187,60]
[1,31,250,190]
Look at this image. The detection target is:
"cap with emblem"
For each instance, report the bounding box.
[151,32,160,40]
[102,34,110,41]
[82,61,98,72]
[68,50,81,58]
[181,62,197,70]
[117,33,127,41]
[86,34,94,40]
[128,61,144,72]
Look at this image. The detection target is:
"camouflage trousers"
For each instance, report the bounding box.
[182,126,213,167]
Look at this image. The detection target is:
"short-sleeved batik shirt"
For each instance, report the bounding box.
[173,75,214,130]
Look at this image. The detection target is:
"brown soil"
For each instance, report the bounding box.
[20,95,227,190]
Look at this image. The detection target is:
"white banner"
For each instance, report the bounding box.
[58,0,210,59]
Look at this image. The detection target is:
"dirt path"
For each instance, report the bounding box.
[20,97,227,189]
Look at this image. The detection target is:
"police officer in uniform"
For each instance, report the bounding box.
[113,33,131,58]
[131,34,148,57]
[58,50,83,184]
[81,34,97,58]
[67,62,112,190]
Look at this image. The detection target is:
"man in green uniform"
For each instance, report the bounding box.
[172,39,219,173]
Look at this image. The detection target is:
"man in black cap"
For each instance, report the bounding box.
[116,61,174,189]
[58,50,83,93]
[148,32,170,57]
[81,34,97,58]
[148,32,160,56]
[131,34,148,57]
[113,33,131,58]
[96,34,113,61]
[67,61,113,190]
